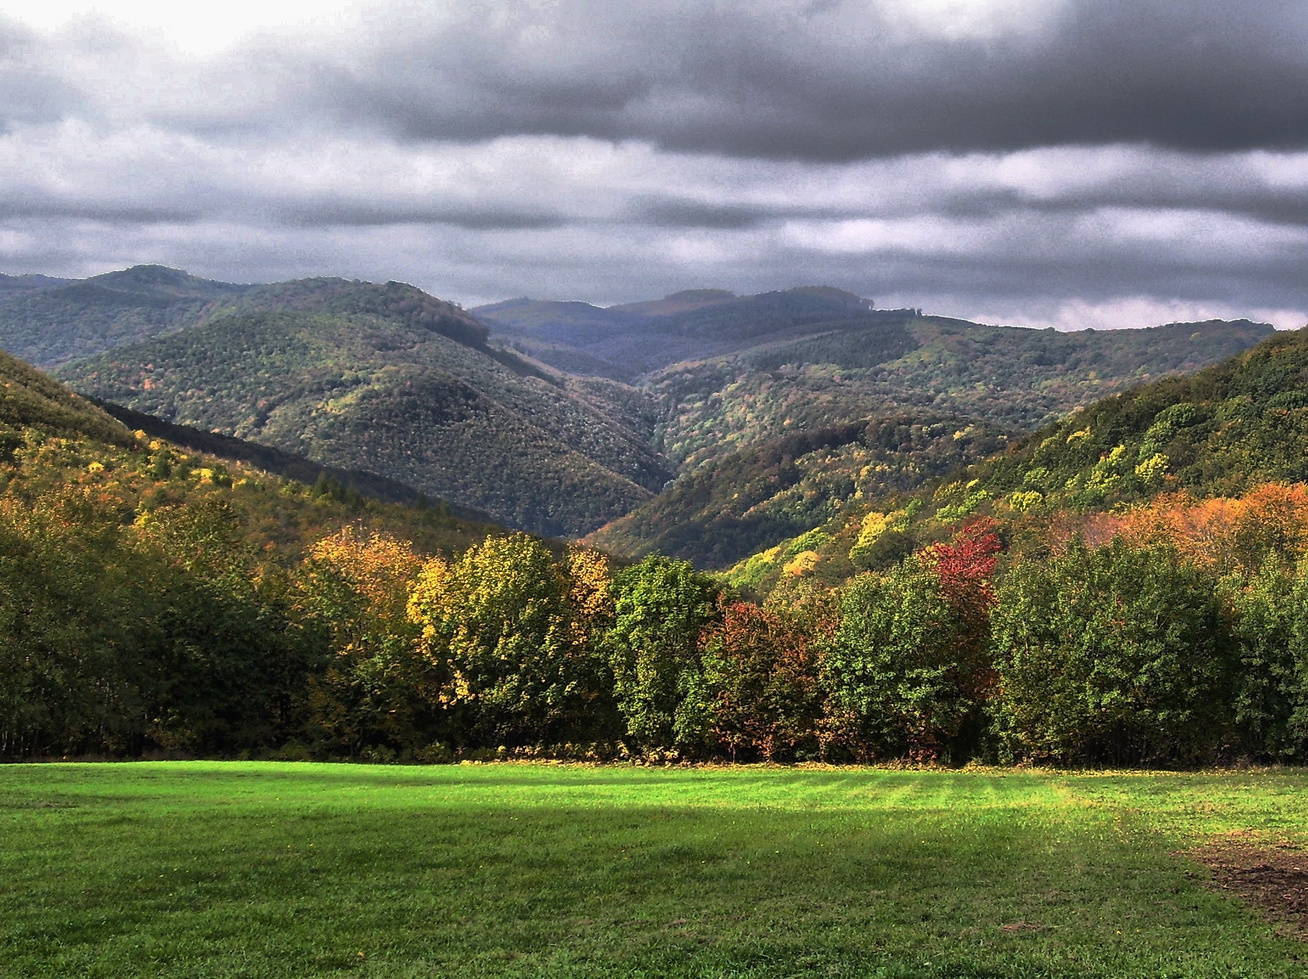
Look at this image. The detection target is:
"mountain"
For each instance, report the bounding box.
[478,286,1272,467]
[0,272,71,296]
[7,265,1276,545]
[580,308,1273,569]
[475,286,880,381]
[586,410,1006,569]
[646,316,1276,468]
[0,265,255,366]
[59,304,672,537]
[716,326,1308,597]
[0,265,500,369]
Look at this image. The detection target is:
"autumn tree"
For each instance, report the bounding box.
[298,525,429,758]
[701,601,825,762]
[407,534,615,748]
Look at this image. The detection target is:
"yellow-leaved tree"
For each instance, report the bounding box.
[299,525,430,760]
[407,533,615,750]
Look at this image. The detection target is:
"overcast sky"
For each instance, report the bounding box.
[1,0,1306,329]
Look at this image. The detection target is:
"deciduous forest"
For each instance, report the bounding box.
[3,271,1308,770]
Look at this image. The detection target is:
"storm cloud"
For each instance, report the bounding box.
[302,0,1308,159]
[0,0,1305,330]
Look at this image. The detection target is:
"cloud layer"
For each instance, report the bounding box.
[0,0,1305,329]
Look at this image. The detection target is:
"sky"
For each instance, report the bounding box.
[0,0,1306,330]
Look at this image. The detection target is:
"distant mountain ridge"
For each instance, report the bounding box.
[0,265,496,368]
[58,303,672,536]
[0,272,73,296]
[0,264,1279,547]
[475,286,884,381]
[0,265,252,366]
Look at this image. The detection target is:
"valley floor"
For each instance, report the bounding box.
[2,762,1305,977]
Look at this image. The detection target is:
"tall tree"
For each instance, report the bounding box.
[408,534,614,747]
[603,555,720,755]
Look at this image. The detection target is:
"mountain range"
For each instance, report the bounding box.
[0,265,1279,541]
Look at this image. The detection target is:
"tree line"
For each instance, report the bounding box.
[6,480,1308,767]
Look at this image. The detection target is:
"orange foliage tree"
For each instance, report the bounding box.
[1084,483,1308,577]
[299,525,430,758]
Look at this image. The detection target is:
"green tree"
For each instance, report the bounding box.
[821,558,984,762]
[991,539,1237,765]
[1221,558,1305,760]
[130,499,316,754]
[0,491,146,758]
[603,555,720,755]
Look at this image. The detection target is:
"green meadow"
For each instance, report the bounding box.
[2,763,1305,978]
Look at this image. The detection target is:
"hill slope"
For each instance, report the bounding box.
[479,286,1272,466]
[720,326,1308,596]
[8,265,1276,545]
[648,316,1276,468]
[0,348,136,448]
[59,308,671,536]
[587,410,1006,569]
[0,350,509,559]
[92,398,489,517]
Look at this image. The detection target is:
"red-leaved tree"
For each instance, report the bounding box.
[701,601,826,762]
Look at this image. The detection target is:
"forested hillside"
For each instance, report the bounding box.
[59,307,672,536]
[584,310,1273,566]
[0,265,497,368]
[720,326,1308,597]
[93,399,487,514]
[0,272,70,296]
[0,351,515,759]
[587,411,1006,568]
[648,316,1274,468]
[7,266,1271,545]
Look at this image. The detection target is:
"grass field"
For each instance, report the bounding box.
[2,763,1306,978]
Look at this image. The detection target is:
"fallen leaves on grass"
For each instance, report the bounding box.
[1191,834,1308,940]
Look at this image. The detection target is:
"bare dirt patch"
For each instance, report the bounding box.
[1190,835,1308,940]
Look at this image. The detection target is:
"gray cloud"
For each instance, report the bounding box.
[286,0,1308,160]
[0,2,1304,332]
[0,20,88,131]
[21,2,1304,161]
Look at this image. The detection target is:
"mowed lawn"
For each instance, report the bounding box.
[2,763,1306,978]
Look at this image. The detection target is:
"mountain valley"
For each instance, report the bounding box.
[0,265,1280,543]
